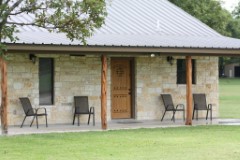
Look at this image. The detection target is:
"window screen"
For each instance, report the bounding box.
[39,58,54,105]
[177,59,196,84]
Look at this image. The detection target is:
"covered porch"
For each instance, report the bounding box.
[0,51,221,135]
[1,44,240,135]
[2,0,240,135]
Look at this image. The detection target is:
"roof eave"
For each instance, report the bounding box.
[5,43,240,56]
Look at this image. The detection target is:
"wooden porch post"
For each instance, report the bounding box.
[185,56,192,125]
[0,57,8,134]
[101,55,107,130]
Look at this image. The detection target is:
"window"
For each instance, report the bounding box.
[177,59,196,84]
[39,58,54,105]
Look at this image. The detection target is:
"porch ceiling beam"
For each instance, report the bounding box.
[101,55,107,130]
[5,44,240,56]
[185,56,193,125]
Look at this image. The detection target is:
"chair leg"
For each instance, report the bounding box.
[183,109,185,121]
[161,110,167,121]
[196,110,198,121]
[73,114,76,125]
[206,109,209,120]
[192,109,195,120]
[45,115,48,127]
[78,115,80,126]
[93,112,95,126]
[30,116,35,127]
[171,111,174,121]
[172,111,176,122]
[88,113,91,125]
[210,109,212,121]
[36,116,39,129]
[20,116,27,128]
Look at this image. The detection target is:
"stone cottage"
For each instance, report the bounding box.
[2,0,240,130]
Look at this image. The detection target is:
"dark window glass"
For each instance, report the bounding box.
[39,58,54,105]
[177,59,196,84]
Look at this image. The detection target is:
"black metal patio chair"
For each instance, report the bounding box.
[73,96,95,126]
[19,97,48,128]
[192,93,213,120]
[161,94,185,122]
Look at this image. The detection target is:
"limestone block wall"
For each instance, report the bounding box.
[7,54,39,126]
[6,54,107,126]
[135,56,219,120]
[52,55,103,124]
[4,54,218,126]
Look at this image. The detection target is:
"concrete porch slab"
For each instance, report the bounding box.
[0,118,222,136]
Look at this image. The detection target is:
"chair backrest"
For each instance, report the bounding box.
[161,94,175,110]
[193,94,207,110]
[74,96,89,113]
[19,97,35,116]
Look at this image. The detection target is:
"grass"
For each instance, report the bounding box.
[0,126,240,160]
[219,78,240,118]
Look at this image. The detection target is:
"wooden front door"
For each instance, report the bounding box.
[111,58,133,119]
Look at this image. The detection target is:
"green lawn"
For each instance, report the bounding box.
[0,126,240,160]
[219,78,240,118]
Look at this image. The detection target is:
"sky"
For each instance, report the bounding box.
[220,0,239,12]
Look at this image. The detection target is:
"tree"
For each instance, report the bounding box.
[169,0,232,36]
[226,19,240,38]
[233,1,240,18]
[0,0,107,55]
[169,0,240,77]
[0,0,106,135]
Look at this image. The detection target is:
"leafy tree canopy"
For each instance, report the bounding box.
[229,1,240,39]
[169,0,240,74]
[0,0,107,56]
[233,1,240,18]
[169,0,232,36]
